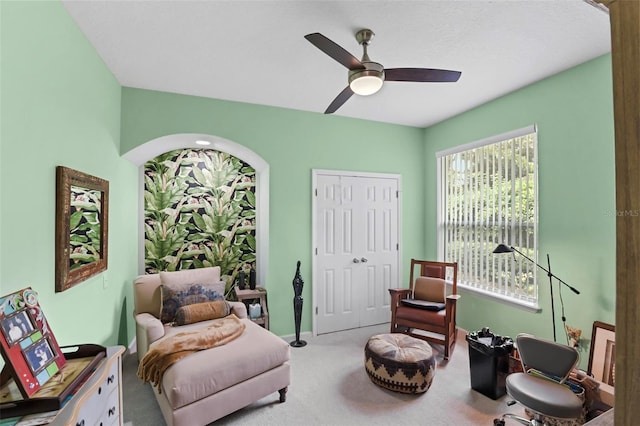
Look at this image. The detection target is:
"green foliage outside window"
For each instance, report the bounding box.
[443,134,537,301]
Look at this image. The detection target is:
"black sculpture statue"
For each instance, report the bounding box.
[249,268,256,290]
[237,271,246,290]
[290,260,307,347]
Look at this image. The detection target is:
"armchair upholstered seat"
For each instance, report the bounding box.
[133,267,290,426]
[389,259,459,360]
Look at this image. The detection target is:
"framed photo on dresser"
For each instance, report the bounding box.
[0,288,66,398]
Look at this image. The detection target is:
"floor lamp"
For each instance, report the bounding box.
[493,244,580,342]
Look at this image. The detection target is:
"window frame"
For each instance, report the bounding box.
[436,125,540,311]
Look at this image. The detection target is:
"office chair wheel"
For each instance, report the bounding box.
[493,419,505,426]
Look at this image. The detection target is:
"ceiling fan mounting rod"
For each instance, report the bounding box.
[355,29,374,45]
[356,28,374,62]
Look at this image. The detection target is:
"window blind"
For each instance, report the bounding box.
[436,125,538,304]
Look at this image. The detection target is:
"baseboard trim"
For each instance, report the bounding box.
[458,327,469,340]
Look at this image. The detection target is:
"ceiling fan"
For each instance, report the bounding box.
[305,29,461,114]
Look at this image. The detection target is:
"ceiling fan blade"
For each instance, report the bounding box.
[305,33,365,70]
[325,86,354,114]
[384,68,461,83]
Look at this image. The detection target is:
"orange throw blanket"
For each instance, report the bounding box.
[137,314,245,392]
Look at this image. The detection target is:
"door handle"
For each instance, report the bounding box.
[361,257,368,263]
[352,258,361,263]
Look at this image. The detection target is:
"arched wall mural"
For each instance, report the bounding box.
[144,148,256,286]
[124,134,269,292]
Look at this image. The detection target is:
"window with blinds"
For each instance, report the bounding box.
[436,125,539,306]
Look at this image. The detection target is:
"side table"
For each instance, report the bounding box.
[234,287,269,330]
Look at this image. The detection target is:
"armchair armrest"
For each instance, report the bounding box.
[388,288,411,332]
[445,294,460,311]
[389,288,412,295]
[444,294,461,330]
[389,288,411,307]
[134,312,165,361]
[228,301,248,319]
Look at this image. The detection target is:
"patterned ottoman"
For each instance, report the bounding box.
[364,333,436,394]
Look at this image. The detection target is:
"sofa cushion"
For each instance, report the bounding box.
[396,305,446,327]
[159,267,221,287]
[175,300,231,326]
[160,281,225,323]
[400,299,446,311]
[413,277,446,302]
[159,267,225,323]
[159,319,290,410]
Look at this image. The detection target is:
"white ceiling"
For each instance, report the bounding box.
[62,0,611,128]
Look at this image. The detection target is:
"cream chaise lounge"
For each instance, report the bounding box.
[133,267,290,426]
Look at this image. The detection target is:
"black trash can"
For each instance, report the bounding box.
[466,327,514,400]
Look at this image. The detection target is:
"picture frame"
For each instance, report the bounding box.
[0,310,36,346]
[0,288,66,398]
[588,321,616,388]
[55,166,109,292]
[23,339,55,375]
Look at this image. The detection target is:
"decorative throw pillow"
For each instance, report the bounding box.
[413,277,446,302]
[175,300,231,326]
[401,299,446,311]
[160,281,225,323]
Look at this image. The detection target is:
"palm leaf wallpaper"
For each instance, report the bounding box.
[69,185,102,270]
[144,149,256,292]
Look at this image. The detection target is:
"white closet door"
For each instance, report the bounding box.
[314,172,400,334]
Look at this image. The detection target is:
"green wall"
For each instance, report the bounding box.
[0,2,138,347]
[423,55,616,363]
[120,88,426,337]
[1,1,617,362]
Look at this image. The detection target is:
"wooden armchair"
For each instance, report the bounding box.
[389,259,459,360]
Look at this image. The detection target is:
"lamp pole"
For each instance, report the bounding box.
[493,244,580,342]
[546,254,557,342]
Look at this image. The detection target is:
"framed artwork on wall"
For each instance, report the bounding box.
[0,288,66,398]
[588,321,616,391]
[55,166,109,292]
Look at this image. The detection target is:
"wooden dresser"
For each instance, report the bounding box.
[53,345,124,426]
[5,346,125,426]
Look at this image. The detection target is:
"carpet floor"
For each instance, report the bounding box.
[122,323,526,425]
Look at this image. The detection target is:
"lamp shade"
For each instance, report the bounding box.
[349,73,383,96]
[493,244,514,254]
[348,63,385,96]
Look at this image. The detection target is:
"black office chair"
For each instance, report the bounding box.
[494,334,583,425]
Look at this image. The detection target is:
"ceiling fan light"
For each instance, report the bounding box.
[348,64,384,96]
[350,75,383,96]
